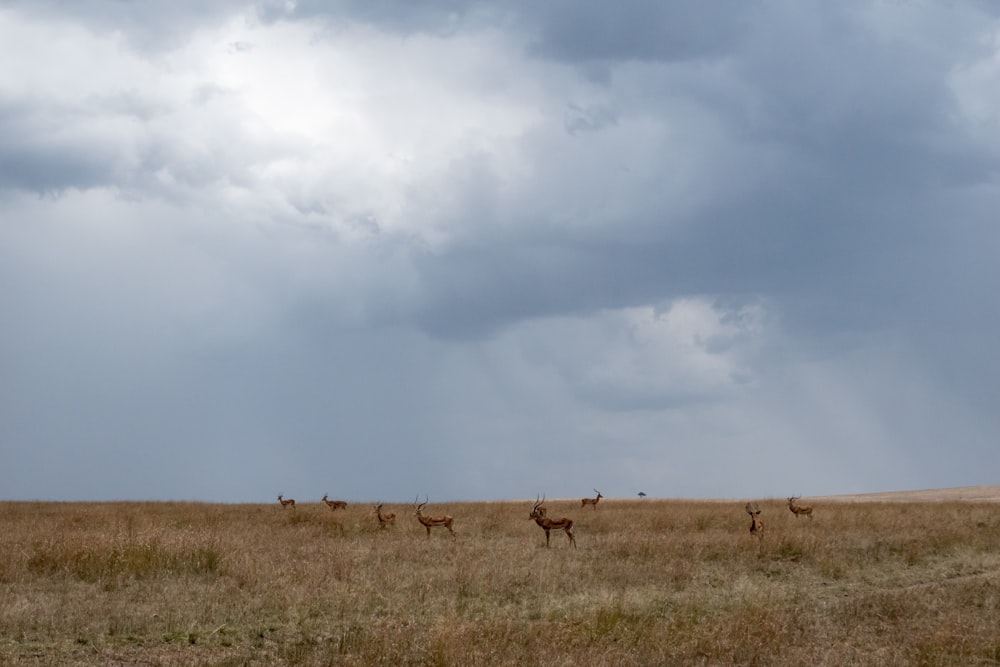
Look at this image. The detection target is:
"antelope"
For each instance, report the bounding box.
[531,495,576,548]
[745,502,763,539]
[581,489,603,510]
[277,494,296,509]
[787,495,813,519]
[322,494,348,511]
[374,503,396,528]
[414,496,455,537]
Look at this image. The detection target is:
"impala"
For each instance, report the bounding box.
[787,495,814,519]
[581,489,603,510]
[414,496,455,537]
[322,494,348,511]
[531,495,576,548]
[277,494,296,509]
[374,503,396,528]
[745,502,763,539]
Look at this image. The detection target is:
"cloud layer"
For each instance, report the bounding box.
[2,2,998,502]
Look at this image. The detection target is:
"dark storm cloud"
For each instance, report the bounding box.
[523,0,751,64]
[1,1,999,502]
[418,1,998,337]
[0,97,228,198]
[284,0,749,62]
[0,102,116,193]
[393,0,1000,434]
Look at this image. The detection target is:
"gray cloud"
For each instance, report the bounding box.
[523,0,751,64]
[10,0,251,51]
[1,1,998,503]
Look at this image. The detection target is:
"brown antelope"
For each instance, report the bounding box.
[277,494,296,509]
[322,494,348,511]
[531,495,576,548]
[581,489,603,510]
[787,495,813,519]
[374,503,396,528]
[745,502,763,539]
[414,496,455,537]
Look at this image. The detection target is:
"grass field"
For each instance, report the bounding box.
[2,496,1000,665]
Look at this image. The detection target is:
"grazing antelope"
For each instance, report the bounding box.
[414,496,455,537]
[374,503,396,528]
[581,489,603,510]
[531,495,576,548]
[322,494,348,511]
[787,495,813,519]
[277,494,296,509]
[745,502,764,539]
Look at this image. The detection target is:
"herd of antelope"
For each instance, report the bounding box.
[277,490,817,546]
[742,496,816,540]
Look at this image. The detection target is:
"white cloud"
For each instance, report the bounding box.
[498,298,766,411]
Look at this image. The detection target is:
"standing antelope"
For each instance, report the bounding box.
[414,496,455,537]
[322,494,348,511]
[374,503,396,528]
[581,489,603,510]
[277,494,296,509]
[745,502,764,539]
[531,495,576,548]
[787,495,813,519]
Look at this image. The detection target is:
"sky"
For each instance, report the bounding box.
[1,1,998,504]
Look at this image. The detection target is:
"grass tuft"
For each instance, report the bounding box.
[27,535,221,583]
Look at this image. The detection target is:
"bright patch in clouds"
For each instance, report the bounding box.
[516,298,766,411]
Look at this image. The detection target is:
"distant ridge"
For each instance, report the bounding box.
[809,485,1000,503]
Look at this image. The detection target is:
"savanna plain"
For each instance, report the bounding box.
[2,491,1000,666]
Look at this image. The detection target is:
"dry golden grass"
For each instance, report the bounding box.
[2,497,1000,665]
